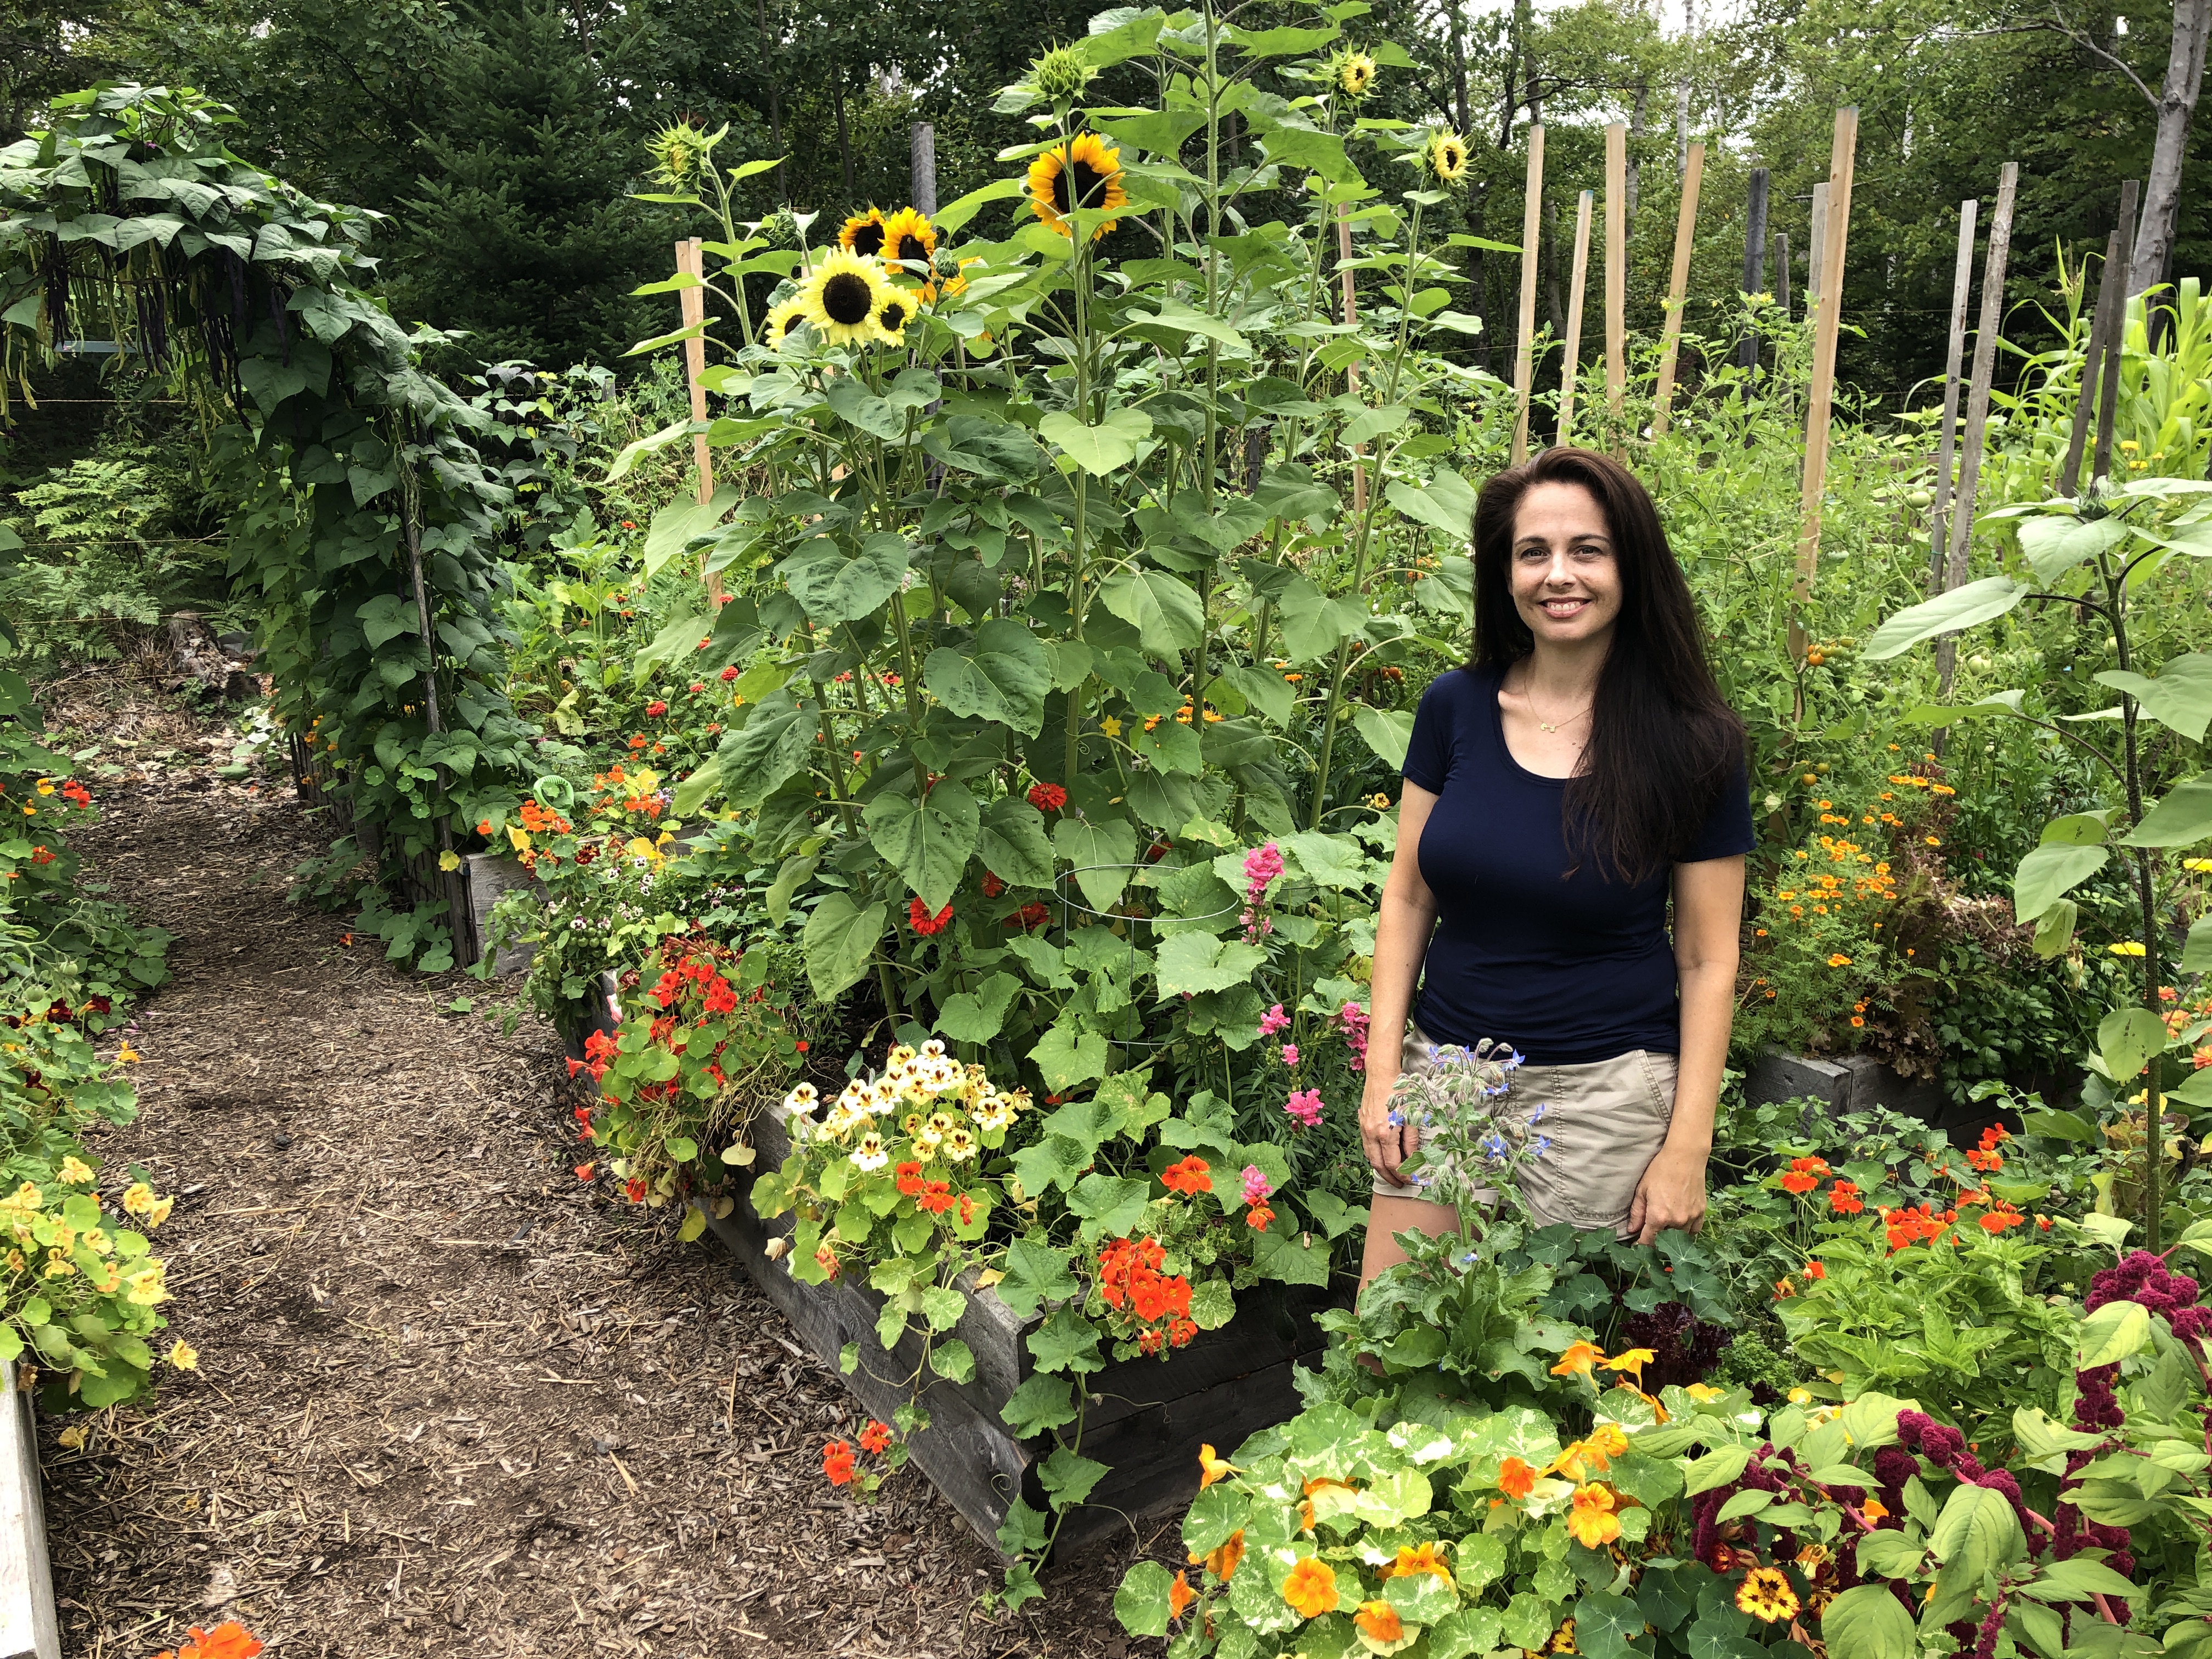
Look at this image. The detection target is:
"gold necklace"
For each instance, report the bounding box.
[1520,679,1592,735]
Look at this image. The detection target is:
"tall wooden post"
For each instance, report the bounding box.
[1558,189,1594,447]
[1774,233,1791,316]
[1604,123,1628,425]
[1736,167,1769,371]
[1511,125,1546,464]
[2063,219,2126,498]
[1792,108,1858,612]
[676,238,721,601]
[1934,161,2019,698]
[1806,183,1830,303]
[1927,199,1980,592]
[1337,205,1368,512]
[2091,178,2142,487]
[1652,142,1705,437]
[910,123,938,215]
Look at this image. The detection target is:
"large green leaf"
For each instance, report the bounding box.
[1352,707,1415,770]
[2075,1297,2152,1367]
[2016,513,2132,582]
[802,893,886,1000]
[714,689,815,810]
[1098,568,1204,656]
[864,781,979,913]
[1053,816,1139,911]
[825,376,909,441]
[923,619,1051,735]
[1821,1584,1917,1659]
[2011,842,2107,923]
[1114,1561,1175,1639]
[1154,932,1268,996]
[2097,1006,2169,1084]
[1096,109,1209,158]
[1039,407,1152,475]
[1928,1482,2025,1580]
[642,483,738,578]
[1386,470,1478,539]
[1865,577,2028,661]
[2184,913,2212,974]
[1030,1021,1110,1092]
[2096,653,2212,742]
[935,972,1020,1045]
[979,798,1056,888]
[2123,774,2212,847]
[779,533,910,624]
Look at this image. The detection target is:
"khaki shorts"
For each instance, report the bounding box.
[1370,1023,1678,1235]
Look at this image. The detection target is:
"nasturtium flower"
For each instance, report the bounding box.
[1355,1600,1407,1645]
[1566,1483,1621,1548]
[1198,1528,1244,1582]
[1602,1347,1656,1381]
[1685,1383,1725,1402]
[57,1156,93,1185]
[1497,1455,1538,1498]
[1198,1443,1236,1488]
[1281,1557,1338,1619]
[1736,1566,1800,1623]
[849,1133,890,1172]
[799,247,894,347]
[1550,1339,1604,1377]
[1161,1155,1212,1195]
[168,1339,198,1371]
[1385,1541,1453,1587]
[1168,1569,1195,1620]
[1026,133,1128,242]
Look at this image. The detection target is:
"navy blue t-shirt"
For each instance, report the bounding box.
[1402,666,1754,1065]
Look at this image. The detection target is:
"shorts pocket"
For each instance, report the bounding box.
[1541,1051,1675,1234]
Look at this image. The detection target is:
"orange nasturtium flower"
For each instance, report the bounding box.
[1498,1455,1539,1498]
[1195,1529,1245,1582]
[1550,1339,1605,1377]
[1168,1570,1195,1621]
[1736,1566,1801,1623]
[1198,1443,1237,1488]
[1387,1541,1454,1586]
[1357,1601,1407,1644]
[1602,1347,1657,1382]
[1567,1483,1622,1548]
[1282,1557,1339,1618]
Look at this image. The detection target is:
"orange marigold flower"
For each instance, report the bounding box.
[1282,1557,1338,1619]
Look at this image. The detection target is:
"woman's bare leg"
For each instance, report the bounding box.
[1357,1194,1464,1297]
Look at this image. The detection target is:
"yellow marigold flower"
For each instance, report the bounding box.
[1566,1483,1621,1548]
[168,1339,198,1371]
[1827,953,1853,968]
[57,1156,93,1185]
[1281,1557,1338,1619]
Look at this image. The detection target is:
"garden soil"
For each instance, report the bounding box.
[43,692,1174,1659]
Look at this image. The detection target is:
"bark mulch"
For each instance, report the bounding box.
[42,694,1171,1659]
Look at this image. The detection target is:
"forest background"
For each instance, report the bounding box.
[2,0,2203,402]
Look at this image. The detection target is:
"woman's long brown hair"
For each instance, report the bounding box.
[1467,446,1744,884]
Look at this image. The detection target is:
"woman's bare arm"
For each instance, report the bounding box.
[1358,782,1441,1186]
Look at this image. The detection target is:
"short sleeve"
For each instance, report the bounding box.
[1683,747,1756,862]
[1401,672,1462,794]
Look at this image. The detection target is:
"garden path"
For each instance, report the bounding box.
[44,699,1154,1659]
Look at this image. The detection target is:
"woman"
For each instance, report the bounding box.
[1357,447,1750,1285]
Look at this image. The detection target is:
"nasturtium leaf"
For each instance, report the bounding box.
[801,893,887,1001]
[923,619,1051,735]
[1115,1560,1176,1638]
[863,781,978,913]
[929,1338,976,1383]
[1572,1592,1645,1659]
[1181,1482,1251,1554]
[1430,1606,1507,1659]
[1865,576,2028,659]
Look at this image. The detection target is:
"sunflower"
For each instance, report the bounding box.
[763,297,809,349]
[798,247,893,346]
[873,287,914,345]
[878,206,938,272]
[1334,49,1378,100]
[1421,129,1471,187]
[1026,132,1127,242]
[1735,1567,1801,1624]
[838,208,888,258]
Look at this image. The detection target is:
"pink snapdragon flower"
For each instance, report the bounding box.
[1280,1043,1299,1067]
[1284,1088,1323,1128]
[1241,1165,1273,1205]
[1240,843,1285,942]
[1338,1001,1371,1073]
[1257,1003,1290,1037]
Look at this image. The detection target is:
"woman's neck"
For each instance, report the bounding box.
[1514,636,1609,703]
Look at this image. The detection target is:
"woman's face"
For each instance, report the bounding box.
[1509,480,1622,650]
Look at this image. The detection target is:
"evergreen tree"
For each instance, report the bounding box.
[396,0,664,368]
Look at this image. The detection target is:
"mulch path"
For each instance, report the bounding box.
[43,695,1169,1658]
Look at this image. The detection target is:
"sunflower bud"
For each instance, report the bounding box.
[759,206,799,251]
[1031,43,1093,105]
[1420,129,1471,188]
[1332,49,1379,101]
[645,121,708,189]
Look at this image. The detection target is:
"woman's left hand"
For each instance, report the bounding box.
[1627,1142,1708,1245]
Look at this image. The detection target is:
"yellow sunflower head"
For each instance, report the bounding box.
[1026,132,1127,242]
[838,208,888,258]
[1422,129,1471,187]
[1333,50,1379,101]
[878,206,938,273]
[764,297,810,350]
[873,286,914,345]
[799,248,891,347]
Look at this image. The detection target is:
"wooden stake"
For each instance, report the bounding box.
[1774,231,1790,317]
[2061,222,2121,499]
[1652,142,1704,438]
[1736,167,1769,371]
[1793,108,1858,605]
[1934,161,2019,698]
[2091,178,2142,487]
[1927,199,1979,591]
[1558,189,1594,447]
[1604,123,1627,425]
[1807,183,1829,302]
[1511,125,1546,464]
[676,238,722,600]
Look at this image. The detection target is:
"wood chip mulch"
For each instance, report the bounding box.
[44,696,1170,1658]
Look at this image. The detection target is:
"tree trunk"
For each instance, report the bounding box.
[2130,0,2212,304]
[1629,83,1647,230]
[833,65,854,201]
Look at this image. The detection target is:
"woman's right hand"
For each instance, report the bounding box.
[1360,1076,1415,1187]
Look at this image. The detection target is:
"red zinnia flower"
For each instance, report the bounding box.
[645,700,668,716]
[981,872,1005,898]
[720,665,740,681]
[1026,782,1068,812]
[908,899,954,935]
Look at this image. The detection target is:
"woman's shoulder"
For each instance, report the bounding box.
[1416,663,1502,715]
